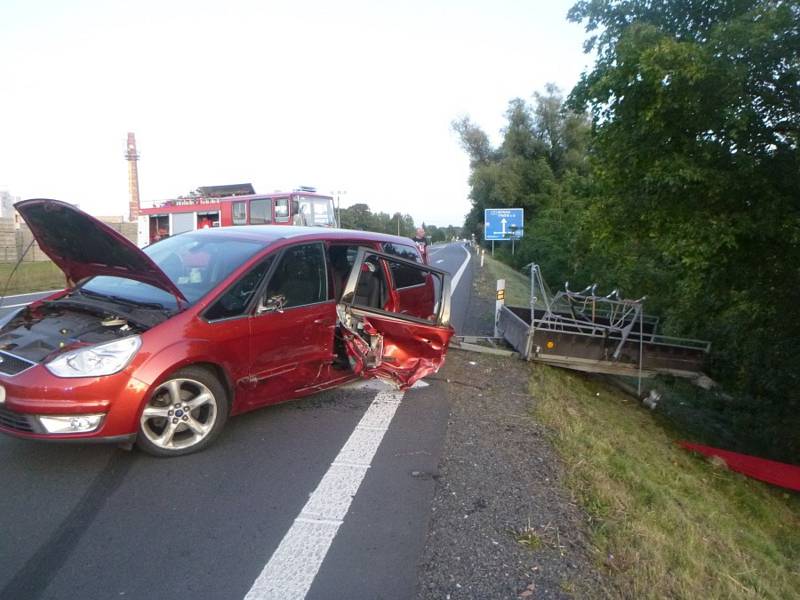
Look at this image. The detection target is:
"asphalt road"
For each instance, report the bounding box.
[0,242,476,600]
[0,289,59,319]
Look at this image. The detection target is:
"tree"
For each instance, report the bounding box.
[339,203,374,231]
[454,86,592,279]
[568,0,800,399]
[452,116,495,167]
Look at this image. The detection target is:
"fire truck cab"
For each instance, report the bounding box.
[137,185,337,247]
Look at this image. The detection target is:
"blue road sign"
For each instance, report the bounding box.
[484,208,524,241]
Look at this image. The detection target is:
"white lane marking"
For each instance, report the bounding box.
[0,290,61,310]
[0,289,60,302]
[244,385,405,600]
[0,302,30,309]
[343,378,428,391]
[435,259,445,264]
[449,245,472,295]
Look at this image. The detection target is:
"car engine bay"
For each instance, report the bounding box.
[0,300,158,364]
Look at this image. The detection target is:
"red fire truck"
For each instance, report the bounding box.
[137,184,337,246]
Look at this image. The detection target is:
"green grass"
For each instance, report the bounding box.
[511,519,544,550]
[532,365,800,599]
[482,248,797,462]
[480,253,531,306]
[0,262,67,296]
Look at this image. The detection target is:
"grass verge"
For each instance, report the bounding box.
[532,364,800,599]
[479,250,797,461]
[480,253,531,306]
[0,262,66,296]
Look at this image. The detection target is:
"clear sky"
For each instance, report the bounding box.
[0,0,591,227]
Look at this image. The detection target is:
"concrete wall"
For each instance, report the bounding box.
[1,216,137,264]
[0,219,16,262]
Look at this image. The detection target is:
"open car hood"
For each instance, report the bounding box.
[15,199,187,305]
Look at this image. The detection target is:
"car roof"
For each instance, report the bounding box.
[182,226,419,248]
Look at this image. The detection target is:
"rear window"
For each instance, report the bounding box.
[382,243,426,288]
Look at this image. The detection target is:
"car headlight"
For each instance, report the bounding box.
[46,336,141,378]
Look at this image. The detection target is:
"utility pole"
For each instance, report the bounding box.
[332,190,346,228]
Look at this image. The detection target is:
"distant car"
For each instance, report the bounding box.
[0,199,453,456]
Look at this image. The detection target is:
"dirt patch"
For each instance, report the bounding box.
[415,349,607,599]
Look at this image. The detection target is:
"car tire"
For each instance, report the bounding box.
[136,366,229,457]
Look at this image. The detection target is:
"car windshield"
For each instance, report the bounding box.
[80,233,264,310]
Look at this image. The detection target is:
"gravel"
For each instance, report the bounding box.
[415,257,607,599]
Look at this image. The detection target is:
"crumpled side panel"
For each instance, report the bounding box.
[337,308,453,390]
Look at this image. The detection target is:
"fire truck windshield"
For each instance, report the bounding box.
[296,196,336,226]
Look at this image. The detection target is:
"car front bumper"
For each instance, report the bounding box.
[0,367,150,442]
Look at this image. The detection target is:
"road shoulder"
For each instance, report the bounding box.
[416,349,605,599]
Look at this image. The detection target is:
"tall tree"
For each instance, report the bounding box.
[339,203,374,231]
[568,0,800,398]
[454,86,591,277]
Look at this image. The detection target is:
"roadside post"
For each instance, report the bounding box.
[495,279,506,338]
[510,224,518,255]
[480,249,485,267]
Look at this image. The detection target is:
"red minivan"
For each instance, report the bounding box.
[0,200,452,456]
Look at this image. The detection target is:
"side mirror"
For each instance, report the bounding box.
[257,294,286,315]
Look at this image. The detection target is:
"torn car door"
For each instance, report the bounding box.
[337,248,454,389]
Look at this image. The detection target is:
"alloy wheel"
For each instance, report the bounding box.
[139,377,218,451]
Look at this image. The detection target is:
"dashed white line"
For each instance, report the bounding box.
[244,384,405,600]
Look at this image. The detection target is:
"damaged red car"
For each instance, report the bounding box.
[0,199,453,456]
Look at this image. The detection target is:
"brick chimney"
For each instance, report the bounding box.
[125,132,141,222]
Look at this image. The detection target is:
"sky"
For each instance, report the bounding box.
[0,0,592,227]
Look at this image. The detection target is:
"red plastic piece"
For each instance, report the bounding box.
[679,441,800,492]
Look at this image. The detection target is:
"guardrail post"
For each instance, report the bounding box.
[494,278,505,338]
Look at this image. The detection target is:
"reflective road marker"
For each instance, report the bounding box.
[244,385,405,600]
